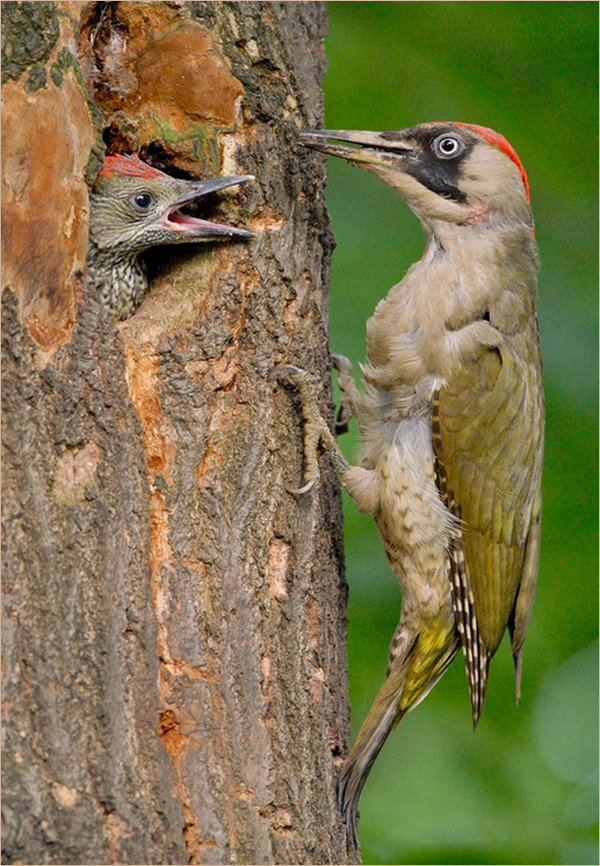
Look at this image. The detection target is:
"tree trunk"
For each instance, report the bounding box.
[1,2,353,863]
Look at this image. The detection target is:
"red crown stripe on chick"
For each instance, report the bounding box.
[98,154,165,181]
[435,122,530,202]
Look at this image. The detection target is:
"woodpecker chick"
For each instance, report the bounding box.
[87,154,254,319]
[290,122,544,847]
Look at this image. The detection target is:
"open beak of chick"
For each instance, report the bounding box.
[163,174,255,239]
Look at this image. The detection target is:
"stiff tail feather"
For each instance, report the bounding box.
[337,624,458,849]
[337,662,411,850]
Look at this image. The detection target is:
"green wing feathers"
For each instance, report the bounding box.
[435,336,544,705]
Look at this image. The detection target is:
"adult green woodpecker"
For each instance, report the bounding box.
[282,122,544,846]
[87,153,253,320]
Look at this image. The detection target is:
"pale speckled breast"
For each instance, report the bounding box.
[86,243,148,320]
[369,414,454,613]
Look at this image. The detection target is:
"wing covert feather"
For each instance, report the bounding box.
[435,339,544,657]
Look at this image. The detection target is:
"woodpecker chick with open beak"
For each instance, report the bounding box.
[87,154,254,320]
[284,122,544,847]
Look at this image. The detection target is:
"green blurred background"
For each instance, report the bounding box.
[321,3,598,864]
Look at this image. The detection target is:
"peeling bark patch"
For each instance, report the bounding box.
[122,342,181,731]
[247,203,286,234]
[159,709,185,757]
[1,75,94,347]
[123,348,180,480]
[51,781,79,808]
[104,810,134,864]
[158,707,216,864]
[123,348,176,639]
[51,442,101,505]
[260,655,272,699]
[148,490,175,634]
[307,597,324,702]
[311,664,326,704]
[134,25,243,127]
[105,810,133,839]
[270,807,295,835]
[266,538,290,601]
[123,344,209,862]
[163,657,217,683]
[80,5,244,139]
[185,351,238,391]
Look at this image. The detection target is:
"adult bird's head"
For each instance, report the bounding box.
[299,122,532,230]
[89,153,254,256]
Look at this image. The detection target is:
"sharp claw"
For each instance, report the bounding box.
[287,479,317,495]
[335,418,350,435]
[270,364,308,382]
[331,352,353,375]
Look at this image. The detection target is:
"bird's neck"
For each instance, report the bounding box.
[86,242,148,320]
[423,220,535,323]
[364,219,537,388]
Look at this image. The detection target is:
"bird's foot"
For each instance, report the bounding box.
[331,353,359,434]
[272,364,349,493]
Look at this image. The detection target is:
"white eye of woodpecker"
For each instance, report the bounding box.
[434,135,464,159]
[130,192,154,211]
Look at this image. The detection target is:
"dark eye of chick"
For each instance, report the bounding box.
[433,135,463,159]
[131,192,154,211]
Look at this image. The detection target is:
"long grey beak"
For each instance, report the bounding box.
[299,130,413,161]
[166,174,255,239]
[175,174,255,205]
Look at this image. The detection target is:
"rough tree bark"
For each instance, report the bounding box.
[1,3,353,864]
